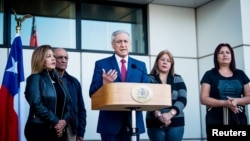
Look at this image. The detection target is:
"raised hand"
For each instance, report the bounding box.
[102,69,118,84]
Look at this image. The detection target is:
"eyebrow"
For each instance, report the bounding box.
[55,56,69,59]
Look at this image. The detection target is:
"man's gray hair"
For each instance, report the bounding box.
[111,30,130,43]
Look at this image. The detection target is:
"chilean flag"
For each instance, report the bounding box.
[0,34,25,141]
[29,16,38,47]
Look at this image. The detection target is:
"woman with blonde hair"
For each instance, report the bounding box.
[24,45,72,141]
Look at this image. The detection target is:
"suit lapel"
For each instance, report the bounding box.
[110,55,123,82]
[126,57,133,82]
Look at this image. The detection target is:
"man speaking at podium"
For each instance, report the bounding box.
[89,30,149,141]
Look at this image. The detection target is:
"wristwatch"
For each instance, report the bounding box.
[170,110,177,116]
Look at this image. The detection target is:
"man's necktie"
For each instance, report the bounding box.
[121,59,126,82]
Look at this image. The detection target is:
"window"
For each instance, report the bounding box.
[10,0,76,48]
[5,0,147,54]
[10,15,76,48]
[81,2,147,54]
[82,20,131,51]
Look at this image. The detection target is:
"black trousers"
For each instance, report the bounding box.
[25,122,67,141]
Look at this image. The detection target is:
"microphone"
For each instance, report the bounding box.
[131,64,138,70]
[131,64,157,83]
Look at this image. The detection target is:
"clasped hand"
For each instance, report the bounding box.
[54,120,67,137]
[227,96,240,114]
[154,111,172,127]
[76,136,84,141]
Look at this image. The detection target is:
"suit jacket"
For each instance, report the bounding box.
[62,71,86,137]
[89,54,149,135]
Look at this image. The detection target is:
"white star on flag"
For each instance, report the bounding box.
[6,57,18,74]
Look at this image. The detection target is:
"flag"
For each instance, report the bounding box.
[0,34,24,141]
[29,16,38,47]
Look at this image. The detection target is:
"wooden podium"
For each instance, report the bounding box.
[91,82,172,111]
[91,82,171,141]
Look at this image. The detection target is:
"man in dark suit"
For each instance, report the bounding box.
[89,30,149,141]
[54,48,86,141]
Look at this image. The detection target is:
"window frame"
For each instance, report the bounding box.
[1,0,148,55]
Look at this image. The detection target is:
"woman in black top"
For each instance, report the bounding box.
[24,45,72,141]
[200,43,250,136]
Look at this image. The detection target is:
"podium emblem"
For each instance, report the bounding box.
[131,85,153,103]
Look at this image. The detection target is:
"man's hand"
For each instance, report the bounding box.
[102,69,118,84]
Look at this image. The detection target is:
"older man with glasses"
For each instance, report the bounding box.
[54,48,87,141]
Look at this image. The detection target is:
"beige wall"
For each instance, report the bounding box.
[148,3,200,140]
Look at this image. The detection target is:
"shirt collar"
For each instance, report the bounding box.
[115,54,128,63]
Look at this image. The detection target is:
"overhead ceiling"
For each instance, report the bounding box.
[107,0,213,8]
[9,0,213,20]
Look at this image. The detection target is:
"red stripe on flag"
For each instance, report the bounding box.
[0,86,18,141]
[0,35,24,141]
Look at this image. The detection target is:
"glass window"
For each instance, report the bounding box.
[81,2,147,54]
[10,0,76,48]
[11,15,76,48]
[82,20,131,51]
[6,0,147,52]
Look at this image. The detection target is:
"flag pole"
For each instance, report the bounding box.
[12,9,32,141]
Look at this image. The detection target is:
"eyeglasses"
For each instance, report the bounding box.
[55,56,69,60]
